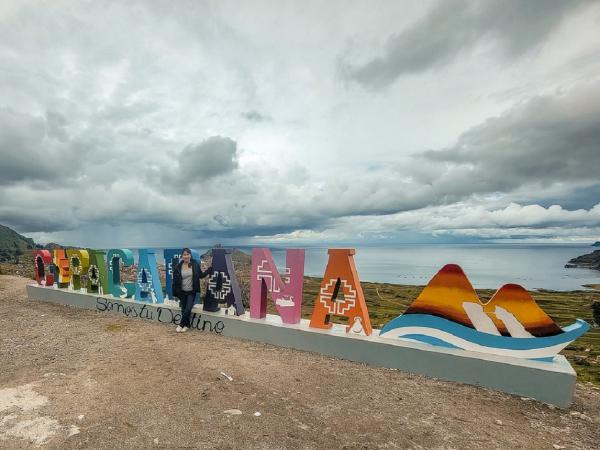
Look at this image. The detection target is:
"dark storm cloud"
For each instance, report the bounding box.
[178,136,239,181]
[418,81,600,195]
[0,209,79,233]
[345,0,584,89]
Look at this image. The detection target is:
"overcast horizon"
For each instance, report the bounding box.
[1,0,600,248]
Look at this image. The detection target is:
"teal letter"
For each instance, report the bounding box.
[106,249,135,298]
[135,249,164,303]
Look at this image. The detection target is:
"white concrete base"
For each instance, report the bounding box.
[26,284,577,407]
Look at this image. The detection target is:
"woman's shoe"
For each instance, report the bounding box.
[181,327,188,332]
[176,325,183,332]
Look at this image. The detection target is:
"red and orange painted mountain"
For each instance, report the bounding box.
[404,264,562,337]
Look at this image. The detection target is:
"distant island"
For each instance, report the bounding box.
[593,241,600,247]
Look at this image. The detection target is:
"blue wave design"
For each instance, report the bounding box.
[401,334,460,349]
[380,314,589,351]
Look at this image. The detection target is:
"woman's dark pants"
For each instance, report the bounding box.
[179,291,195,328]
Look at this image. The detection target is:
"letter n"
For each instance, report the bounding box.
[250,248,304,324]
[309,249,372,335]
[32,250,53,286]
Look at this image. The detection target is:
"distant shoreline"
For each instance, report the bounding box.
[2,259,599,293]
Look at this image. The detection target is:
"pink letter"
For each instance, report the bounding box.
[250,248,305,324]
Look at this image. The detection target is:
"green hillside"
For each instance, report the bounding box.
[0,224,36,262]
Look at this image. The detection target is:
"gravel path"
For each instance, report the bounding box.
[1,275,599,449]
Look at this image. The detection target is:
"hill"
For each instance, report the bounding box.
[566,250,600,271]
[0,224,36,263]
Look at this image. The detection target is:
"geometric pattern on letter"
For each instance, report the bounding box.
[256,259,292,299]
[308,248,372,335]
[250,248,305,324]
[208,271,231,300]
[319,278,356,315]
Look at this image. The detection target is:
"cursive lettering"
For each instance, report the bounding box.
[95,298,224,334]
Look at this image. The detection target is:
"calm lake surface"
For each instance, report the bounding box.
[144,244,599,291]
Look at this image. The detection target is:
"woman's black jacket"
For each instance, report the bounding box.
[172,259,210,299]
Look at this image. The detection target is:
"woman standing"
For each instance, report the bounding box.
[172,248,210,332]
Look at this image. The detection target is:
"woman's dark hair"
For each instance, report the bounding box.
[182,248,192,268]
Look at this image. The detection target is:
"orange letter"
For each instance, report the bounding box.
[53,248,70,288]
[309,249,372,335]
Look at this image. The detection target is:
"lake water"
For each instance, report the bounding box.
[141,244,599,291]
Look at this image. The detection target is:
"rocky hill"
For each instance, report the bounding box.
[0,224,37,263]
[566,250,600,271]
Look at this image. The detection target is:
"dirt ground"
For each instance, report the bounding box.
[1,276,599,449]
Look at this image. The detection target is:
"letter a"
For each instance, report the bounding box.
[135,249,164,303]
[204,248,245,315]
[309,249,372,335]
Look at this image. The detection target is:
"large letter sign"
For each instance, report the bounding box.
[309,249,372,335]
[106,248,135,298]
[87,249,108,294]
[250,248,305,324]
[135,248,164,303]
[204,248,244,315]
[53,249,71,288]
[32,250,54,286]
[67,249,89,291]
[26,243,595,407]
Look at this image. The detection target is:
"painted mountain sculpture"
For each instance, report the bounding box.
[380,264,589,359]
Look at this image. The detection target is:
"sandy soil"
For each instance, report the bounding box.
[1,275,599,449]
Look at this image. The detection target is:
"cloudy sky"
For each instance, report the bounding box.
[1,0,599,247]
